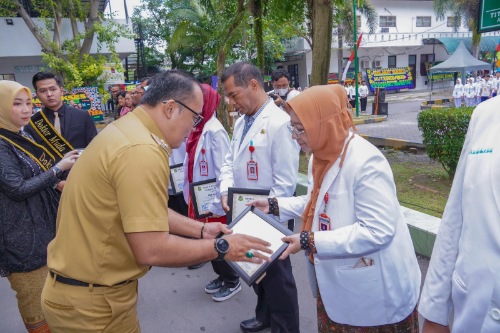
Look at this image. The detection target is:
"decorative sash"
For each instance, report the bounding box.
[0,128,56,171]
[28,110,74,161]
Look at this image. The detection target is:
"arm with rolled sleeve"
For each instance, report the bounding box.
[269,121,299,198]
[314,152,398,256]
[208,128,230,216]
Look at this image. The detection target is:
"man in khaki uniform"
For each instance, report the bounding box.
[41,70,272,333]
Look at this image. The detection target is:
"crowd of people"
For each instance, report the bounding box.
[452,71,500,107]
[0,63,499,333]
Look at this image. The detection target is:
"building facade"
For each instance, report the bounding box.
[278,0,500,90]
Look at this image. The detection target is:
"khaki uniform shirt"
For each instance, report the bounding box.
[47,107,172,286]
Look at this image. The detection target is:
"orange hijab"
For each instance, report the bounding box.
[287,84,356,232]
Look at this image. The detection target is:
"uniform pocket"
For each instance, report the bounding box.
[43,299,75,311]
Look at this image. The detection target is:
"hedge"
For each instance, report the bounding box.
[417,107,474,179]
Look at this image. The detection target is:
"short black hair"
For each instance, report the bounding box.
[271,69,290,82]
[32,72,63,90]
[221,62,264,88]
[140,77,151,85]
[140,70,200,107]
[117,91,127,99]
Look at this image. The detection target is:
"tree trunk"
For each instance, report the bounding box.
[310,0,333,86]
[216,49,231,133]
[252,0,265,72]
[80,0,100,60]
[337,25,343,82]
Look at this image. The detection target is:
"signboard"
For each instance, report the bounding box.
[478,0,500,33]
[366,67,415,91]
[430,72,455,82]
[100,63,125,85]
[327,72,362,85]
[33,87,104,121]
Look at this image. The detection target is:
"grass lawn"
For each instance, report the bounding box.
[299,150,452,218]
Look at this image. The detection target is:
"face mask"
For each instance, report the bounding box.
[275,88,288,96]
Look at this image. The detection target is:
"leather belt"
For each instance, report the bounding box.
[50,271,132,287]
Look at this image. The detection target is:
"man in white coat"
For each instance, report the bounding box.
[219,62,300,333]
[419,96,500,333]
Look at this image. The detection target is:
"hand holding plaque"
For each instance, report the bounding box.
[224,206,292,286]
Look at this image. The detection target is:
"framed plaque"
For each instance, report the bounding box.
[189,178,217,219]
[227,187,270,224]
[169,163,184,195]
[225,206,292,286]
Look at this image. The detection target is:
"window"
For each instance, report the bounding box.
[288,64,299,88]
[0,74,15,81]
[380,16,396,28]
[447,16,458,27]
[388,56,397,68]
[420,54,435,76]
[416,16,431,27]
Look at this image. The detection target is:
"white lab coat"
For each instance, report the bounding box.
[168,141,186,195]
[219,100,299,216]
[452,84,464,98]
[182,116,230,216]
[419,96,500,333]
[278,133,421,326]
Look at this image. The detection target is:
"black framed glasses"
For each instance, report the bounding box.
[163,100,204,127]
[287,123,306,137]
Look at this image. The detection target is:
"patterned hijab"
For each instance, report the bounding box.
[0,80,32,132]
[287,84,356,232]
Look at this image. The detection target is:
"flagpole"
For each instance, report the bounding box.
[353,0,359,117]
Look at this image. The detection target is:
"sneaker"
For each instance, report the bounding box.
[212,281,241,302]
[204,277,223,294]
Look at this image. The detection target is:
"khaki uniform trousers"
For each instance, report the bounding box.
[41,273,140,333]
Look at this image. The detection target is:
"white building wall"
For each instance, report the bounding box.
[280,0,500,90]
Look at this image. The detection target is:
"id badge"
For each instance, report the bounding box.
[247,160,258,180]
[199,160,208,176]
[319,213,330,231]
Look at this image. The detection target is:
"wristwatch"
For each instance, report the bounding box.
[53,166,64,179]
[214,238,230,261]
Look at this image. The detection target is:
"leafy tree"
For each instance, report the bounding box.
[433,0,481,57]
[0,0,132,91]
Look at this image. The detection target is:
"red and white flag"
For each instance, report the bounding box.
[342,33,363,82]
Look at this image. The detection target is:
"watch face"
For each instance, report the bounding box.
[216,238,229,253]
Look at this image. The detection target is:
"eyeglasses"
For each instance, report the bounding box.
[273,84,289,89]
[131,91,144,95]
[163,100,204,127]
[287,123,306,137]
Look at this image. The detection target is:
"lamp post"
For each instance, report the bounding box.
[353,0,359,117]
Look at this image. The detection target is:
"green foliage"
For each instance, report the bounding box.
[417,107,474,179]
[1,0,132,91]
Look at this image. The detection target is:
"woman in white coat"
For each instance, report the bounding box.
[453,78,464,108]
[182,84,237,297]
[183,83,229,222]
[251,85,421,332]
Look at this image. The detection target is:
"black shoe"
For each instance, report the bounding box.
[240,317,270,333]
[188,261,206,270]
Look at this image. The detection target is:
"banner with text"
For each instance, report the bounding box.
[33,87,104,121]
[366,67,415,91]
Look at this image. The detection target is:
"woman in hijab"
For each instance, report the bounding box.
[182,84,237,301]
[250,84,421,332]
[0,80,78,332]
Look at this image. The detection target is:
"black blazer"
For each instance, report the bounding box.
[26,104,98,149]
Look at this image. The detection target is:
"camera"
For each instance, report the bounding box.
[268,91,278,100]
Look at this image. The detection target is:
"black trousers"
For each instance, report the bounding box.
[211,260,240,288]
[253,256,300,333]
[168,193,188,216]
[360,97,367,112]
